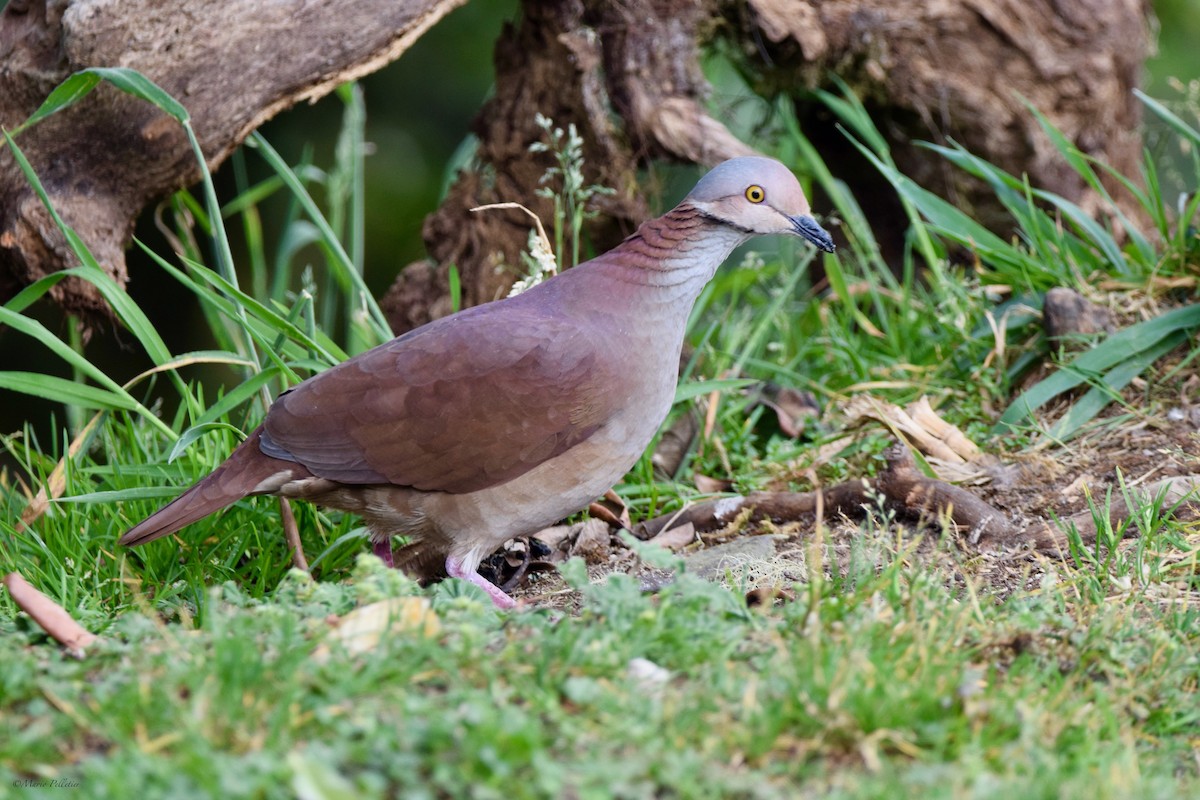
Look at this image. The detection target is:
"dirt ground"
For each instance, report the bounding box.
[494,383,1200,609]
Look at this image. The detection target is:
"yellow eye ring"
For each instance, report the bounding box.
[745,185,766,203]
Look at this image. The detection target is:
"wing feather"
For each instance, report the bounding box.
[260,302,623,494]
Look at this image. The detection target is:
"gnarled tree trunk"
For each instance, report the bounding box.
[383,0,1151,331]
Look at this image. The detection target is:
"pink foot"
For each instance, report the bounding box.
[372,538,395,568]
[445,556,517,609]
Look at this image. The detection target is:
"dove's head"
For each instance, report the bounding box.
[685,156,835,252]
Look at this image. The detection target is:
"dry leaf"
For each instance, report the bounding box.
[19,413,103,530]
[648,522,696,551]
[755,384,820,438]
[589,488,632,529]
[652,410,699,479]
[532,525,574,562]
[313,597,439,663]
[694,473,733,493]
[845,395,989,476]
[568,518,612,563]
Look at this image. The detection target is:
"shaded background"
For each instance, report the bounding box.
[0,0,1196,461]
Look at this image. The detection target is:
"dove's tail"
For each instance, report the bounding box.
[119,427,305,546]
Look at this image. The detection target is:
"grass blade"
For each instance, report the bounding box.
[0,306,174,439]
[1136,89,1200,150]
[249,132,392,344]
[8,72,103,136]
[1045,330,1187,441]
[675,378,758,404]
[83,67,190,122]
[997,303,1200,432]
[0,372,136,411]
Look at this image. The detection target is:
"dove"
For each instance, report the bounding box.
[121,156,834,607]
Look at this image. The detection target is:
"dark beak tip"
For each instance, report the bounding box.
[792,214,836,253]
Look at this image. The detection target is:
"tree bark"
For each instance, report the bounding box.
[384,0,1151,331]
[383,0,760,332]
[0,0,1151,332]
[739,0,1151,263]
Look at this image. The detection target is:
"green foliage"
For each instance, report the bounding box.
[529,113,616,271]
[1060,469,1200,601]
[667,79,1199,492]
[1,70,384,615]
[996,304,1200,441]
[4,527,1198,796]
[802,82,1200,442]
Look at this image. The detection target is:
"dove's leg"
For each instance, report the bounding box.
[372,538,395,568]
[446,555,517,609]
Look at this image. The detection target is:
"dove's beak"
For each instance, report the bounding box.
[791,214,835,253]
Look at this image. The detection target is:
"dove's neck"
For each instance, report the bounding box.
[587,205,749,305]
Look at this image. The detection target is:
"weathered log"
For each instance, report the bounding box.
[383,0,755,331]
[0,0,463,327]
[738,0,1150,243]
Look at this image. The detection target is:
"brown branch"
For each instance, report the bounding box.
[875,444,1022,545]
[636,439,1200,560]
[635,443,1024,546]
[634,483,870,540]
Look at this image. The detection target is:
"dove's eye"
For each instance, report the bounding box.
[745,185,765,203]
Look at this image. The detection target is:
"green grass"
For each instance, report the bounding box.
[3,530,1197,798]
[2,69,1199,797]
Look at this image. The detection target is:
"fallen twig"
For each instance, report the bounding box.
[1026,474,1200,554]
[635,439,1200,558]
[3,572,99,657]
[877,445,1021,545]
[635,443,1022,546]
[279,497,309,571]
